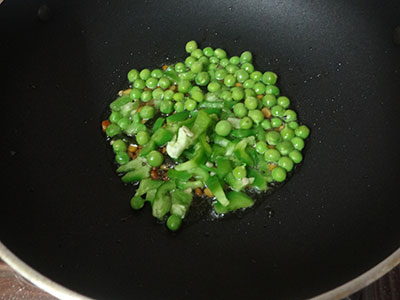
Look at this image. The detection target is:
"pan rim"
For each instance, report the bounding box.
[0,241,399,300]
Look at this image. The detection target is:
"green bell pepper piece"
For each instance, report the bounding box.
[214,191,254,214]
[166,111,190,123]
[138,140,156,157]
[216,157,233,180]
[109,95,131,111]
[167,169,192,181]
[151,128,174,146]
[170,190,193,218]
[205,176,229,207]
[152,181,175,220]
[233,140,254,167]
[135,179,164,196]
[116,157,148,173]
[248,169,268,191]
[231,129,256,138]
[121,166,151,182]
[152,117,165,133]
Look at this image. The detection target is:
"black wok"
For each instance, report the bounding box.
[1,0,399,299]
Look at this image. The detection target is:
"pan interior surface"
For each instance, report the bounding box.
[1,0,399,299]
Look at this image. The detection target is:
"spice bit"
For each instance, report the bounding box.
[195,188,203,196]
[203,188,214,198]
[261,107,272,118]
[256,94,264,100]
[151,169,159,180]
[235,82,243,87]
[128,145,138,153]
[268,163,278,171]
[122,88,132,95]
[101,120,110,132]
[162,65,169,71]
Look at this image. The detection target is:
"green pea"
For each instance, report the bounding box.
[173,92,184,102]
[231,87,244,101]
[277,96,290,108]
[140,90,152,102]
[127,69,139,82]
[109,111,122,123]
[152,88,164,101]
[178,80,192,93]
[266,131,281,145]
[291,136,305,151]
[244,96,258,110]
[278,156,294,172]
[130,88,142,100]
[209,56,219,64]
[233,103,248,118]
[271,105,285,117]
[261,119,272,130]
[133,79,146,89]
[191,49,203,59]
[236,70,249,83]
[289,149,303,164]
[253,82,266,95]
[158,77,171,89]
[262,71,278,85]
[190,61,203,73]
[283,109,297,122]
[248,110,264,124]
[179,71,195,81]
[190,86,201,94]
[214,48,227,59]
[288,121,299,130]
[166,214,182,231]
[215,120,232,137]
[146,77,158,89]
[240,51,253,63]
[215,69,228,80]
[185,40,198,53]
[192,90,205,102]
[233,165,247,179]
[208,70,216,81]
[276,140,294,156]
[250,71,263,81]
[185,56,197,67]
[174,62,186,73]
[226,64,239,74]
[195,72,210,86]
[115,152,130,165]
[198,56,209,67]
[265,85,280,96]
[295,125,310,139]
[264,149,281,162]
[139,69,151,80]
[219,58,230,67]
[160,100,174,114]
[117,117,130,131]
[130,196,145,210]
[184,99,197,111]
[244,88,256,98]
[164,90,174,101]
[240,117,253,129]
[136,131,150,145]
[208,63,217,71]
[280,127,295,140]
[151,69,163,79]
[224,74,236,87]
[271,166,287,182]
[255,141,268,154]
[112,139,127,153]
[174,101,184,113]
[263,94,277,108]
[208,81,221,93]
[271,117,282,128]
[146,150,164,167]
[241,62,254,73]
[221,90,232,101]
[203,47,214,57]
[243,79,255,89]
[229,56,240,65]
[139,105,155,120]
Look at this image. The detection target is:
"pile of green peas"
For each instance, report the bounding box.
[105,40,310,227]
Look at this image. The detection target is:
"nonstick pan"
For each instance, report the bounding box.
[1,0,399,299]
